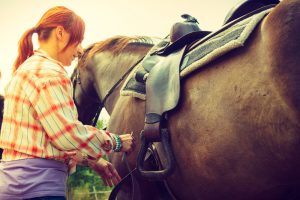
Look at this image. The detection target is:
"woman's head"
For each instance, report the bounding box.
[13,6,85,72]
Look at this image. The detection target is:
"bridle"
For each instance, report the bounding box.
[73,55,145,126]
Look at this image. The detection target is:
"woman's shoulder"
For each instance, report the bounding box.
[20,54,68,76]
[16,61,69,86]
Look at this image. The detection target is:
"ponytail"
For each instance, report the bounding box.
[12,6,85,73]
[13,27,36,73]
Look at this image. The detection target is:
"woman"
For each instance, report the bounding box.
[0,6,135,200]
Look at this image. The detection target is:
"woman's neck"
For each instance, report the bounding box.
[38,45,57,60]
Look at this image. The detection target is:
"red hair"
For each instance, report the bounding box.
[13,6,85,72]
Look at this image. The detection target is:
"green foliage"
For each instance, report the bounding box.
[67,118,111,200]
[95,119,107,130]
[67,165,111,199]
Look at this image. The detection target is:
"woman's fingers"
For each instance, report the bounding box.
[108,163,121,181]
[93,159,122,187]
[119,133,136,153]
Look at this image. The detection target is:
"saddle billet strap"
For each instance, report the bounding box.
[188,4,277,53]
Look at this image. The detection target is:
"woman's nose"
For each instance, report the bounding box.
[77,44,84,57]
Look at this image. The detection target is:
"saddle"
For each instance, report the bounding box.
[137,0,280,182]
[136,14,208,181]
[139,0,281,140]
[223,0,280,24]
[137,14,210,139]
[153,14,211,56]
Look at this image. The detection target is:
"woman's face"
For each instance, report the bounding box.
[58,31,83,66]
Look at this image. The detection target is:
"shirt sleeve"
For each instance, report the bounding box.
[23,73,113,160]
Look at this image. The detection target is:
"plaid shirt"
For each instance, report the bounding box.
[0,50,113,172]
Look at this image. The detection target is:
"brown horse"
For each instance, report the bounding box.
[72,0,300,199]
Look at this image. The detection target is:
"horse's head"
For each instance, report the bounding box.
[71,36,154,125]
[71,45,103,125]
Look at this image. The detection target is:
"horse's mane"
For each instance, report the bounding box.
[78,35,154,68]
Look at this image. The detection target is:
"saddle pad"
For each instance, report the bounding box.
[121,9,271,100]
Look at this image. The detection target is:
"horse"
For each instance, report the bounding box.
[71,0,300,199]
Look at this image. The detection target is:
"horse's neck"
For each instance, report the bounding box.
[94,44,152,114]
[103,88,121,115]
[95,56,142,115]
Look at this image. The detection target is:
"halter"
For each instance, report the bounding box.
[73,56,145,126]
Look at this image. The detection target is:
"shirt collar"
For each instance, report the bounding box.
[34,49,68,74]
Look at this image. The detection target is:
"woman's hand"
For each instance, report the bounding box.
[89,158,121,187]
[119,133,135,153]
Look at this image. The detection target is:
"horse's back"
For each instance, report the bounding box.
[162,1,300,199]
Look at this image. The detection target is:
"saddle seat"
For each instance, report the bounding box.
[154,14,211,56]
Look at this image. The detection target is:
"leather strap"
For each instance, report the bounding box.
[143,46,186,142]
[109,154,141,200]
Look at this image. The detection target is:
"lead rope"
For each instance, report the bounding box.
[123,153,141,200]
[108,153,140,200]
[92,56,145,127]
[92,105,102,127]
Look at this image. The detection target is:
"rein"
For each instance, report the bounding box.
[73,55,145,199]
[101,56,145,108]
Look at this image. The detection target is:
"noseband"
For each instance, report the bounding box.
[73,56,145,126]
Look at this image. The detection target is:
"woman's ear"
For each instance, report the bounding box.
[55,26,65,40]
